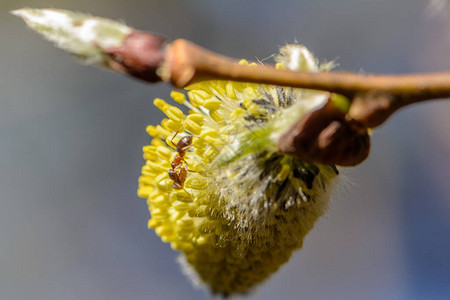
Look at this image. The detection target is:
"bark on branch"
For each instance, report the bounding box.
[105,32,449,166]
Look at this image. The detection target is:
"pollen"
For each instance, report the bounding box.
[138,44,339,295]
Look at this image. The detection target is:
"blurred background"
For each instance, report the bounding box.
[1,0,449,299]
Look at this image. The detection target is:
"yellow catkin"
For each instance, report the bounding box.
[155,125,172,140]
[209,110,224,122]
[145,125,159,137]
[170,91,186,104]
[225,82,236,98]
[203,98,222,111]
[138,47,339,296]
[184,119,202,136]
[147,218,163,229]
[156,146,172,160]
[153,98,168,112]
[166,106,184,122]
[165,119,182,132]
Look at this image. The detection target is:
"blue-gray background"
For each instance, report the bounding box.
[1,1,450,299]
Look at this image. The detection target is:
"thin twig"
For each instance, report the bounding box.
[15,9,449,166]
[105,32,450,166]
[107,34,450,129]
[167,40,450,98]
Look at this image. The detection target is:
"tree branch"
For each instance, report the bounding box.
[106,33,450,128]
[104,32,449,166]
[15,9,449,166]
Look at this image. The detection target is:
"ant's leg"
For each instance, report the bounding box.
[170,128,181,147]
[172,182,183,190]
[170,118,190,146]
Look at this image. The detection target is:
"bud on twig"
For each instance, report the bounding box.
[12,8,133,67]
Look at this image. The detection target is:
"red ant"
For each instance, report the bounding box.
[168,134,193,190]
